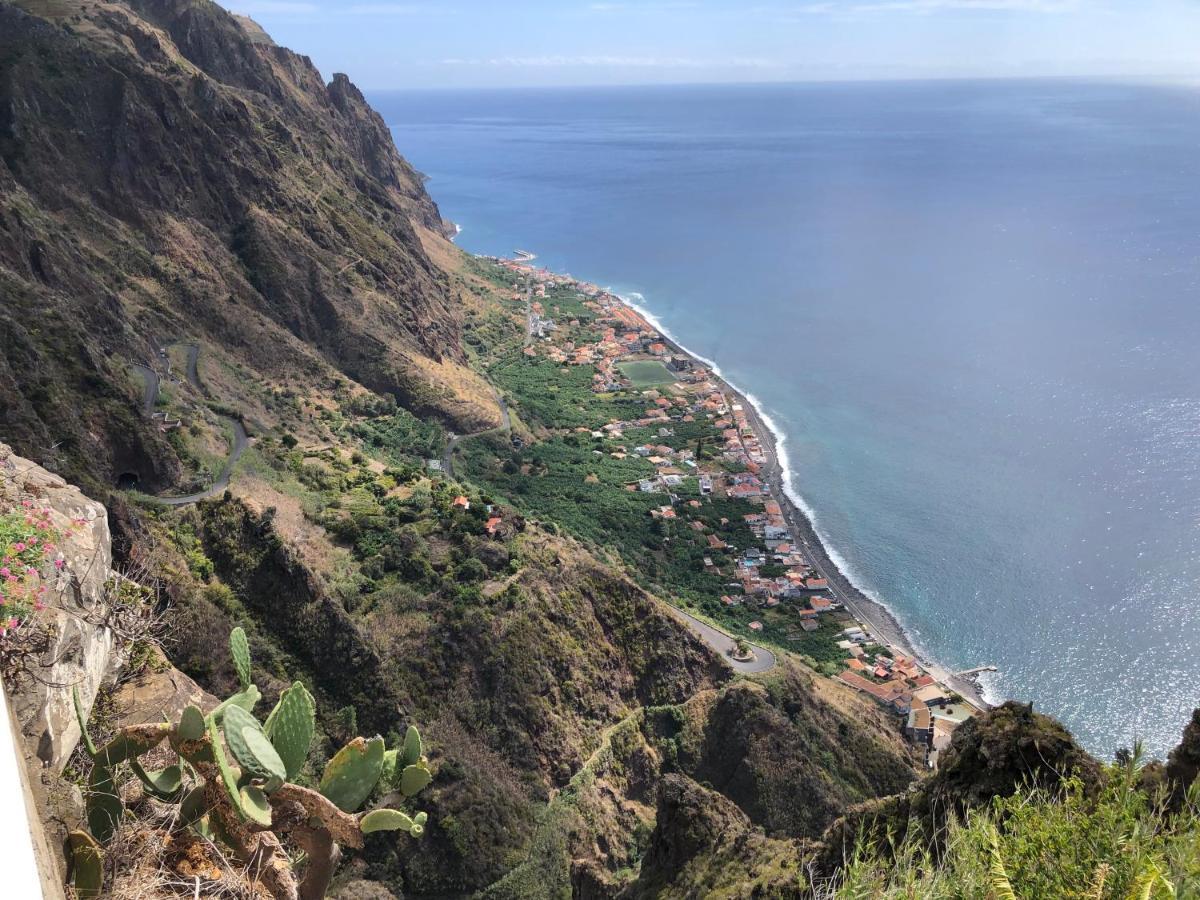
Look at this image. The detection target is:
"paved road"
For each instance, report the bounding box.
[668,606,777,674]
[523,275,534,347]
[130,363,159,415]
[182,342,202,393]
[130,342,248,506]
[156,420,248,506]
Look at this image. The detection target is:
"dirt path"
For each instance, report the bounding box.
[441,390,511,478]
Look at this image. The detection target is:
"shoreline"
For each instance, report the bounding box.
[611,291,988,707]
[488,253,990,710]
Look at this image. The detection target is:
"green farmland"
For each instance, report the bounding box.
[618,359,676,387]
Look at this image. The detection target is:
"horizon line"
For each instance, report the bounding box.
[357,71,1200,93]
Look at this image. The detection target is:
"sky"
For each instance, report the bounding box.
[220,0,1200,89]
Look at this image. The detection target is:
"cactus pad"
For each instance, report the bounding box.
[319,736,385,812]
[239,785,273,827]
[86,763,122,844]
[230,626,251,689]
[380,748,399,789]
[359,808,415,834]
[264,681,315,780]
[68,830,104,899]
[212,683,261,722]
[178,705,205,740]
[179,785,209,825]
[207,711,247,820]
[223,705,286,784]
[400,763,432,798]
[72,686,99,758]
[400,725,423,768]
[131,760,183,801]
[93,724,168,768]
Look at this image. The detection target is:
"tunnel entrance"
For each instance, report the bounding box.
[116,472,140,490]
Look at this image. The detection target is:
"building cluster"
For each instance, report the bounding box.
[835,634,979,766]
[487,256,980,766]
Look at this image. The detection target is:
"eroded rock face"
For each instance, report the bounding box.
[0,442,122,772]
[619,775,808,899]
[0,0,488,491]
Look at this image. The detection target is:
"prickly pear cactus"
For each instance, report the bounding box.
[66,627,433,900]
[86,762,122,844]
[361,808,424,836]
[230,626,252,689]
[68,830,104,899]
[178,705,205,740]
[319,735,385,812]
[264,681,315,780]
[401,725,423,767]
[400,763,433,798]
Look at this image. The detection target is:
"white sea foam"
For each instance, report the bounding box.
[615,287,956,672]
[470,260,979,696]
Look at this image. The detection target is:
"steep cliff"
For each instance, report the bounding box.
[0,0,496,493]
[0,4,932,897]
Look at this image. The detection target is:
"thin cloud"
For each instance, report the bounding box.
[799,0,1079,11]
[441,55,781,69]
[587,1,700,11]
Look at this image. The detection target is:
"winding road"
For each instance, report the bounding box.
[156,420,249,506]
[668,606,777,674]
[130,363,160,415]
[131,341,249,505]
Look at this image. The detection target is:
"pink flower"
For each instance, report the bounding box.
[54,558,65,571]
[12,542,25,553]
[34,600,45,611]
[0,568,9,579]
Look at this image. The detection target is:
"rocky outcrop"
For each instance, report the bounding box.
[618,775,808,899]
[676,669,918,839]
[0,443,128,893]
[817,700,1102,872]
[0,443,124,771]
[1166,708,1200,808]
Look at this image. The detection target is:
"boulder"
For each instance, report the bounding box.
[112,658,219,727]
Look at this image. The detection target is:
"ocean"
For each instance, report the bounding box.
[372,80,1200,757]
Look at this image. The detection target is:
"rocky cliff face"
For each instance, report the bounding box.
[0,442,145,891]
[0,0,492,492]
[0,443,123,773]
[616,775,808,899]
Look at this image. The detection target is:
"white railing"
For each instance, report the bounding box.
[1,680,58,898]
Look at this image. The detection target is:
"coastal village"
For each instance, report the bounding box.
[479,255,983,767]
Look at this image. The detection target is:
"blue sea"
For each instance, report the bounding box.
[373,81,1200,758]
